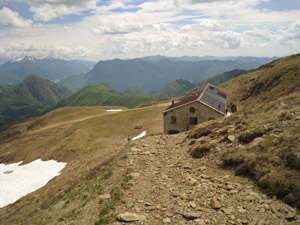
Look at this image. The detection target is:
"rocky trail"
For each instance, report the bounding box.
[113,132,299,225]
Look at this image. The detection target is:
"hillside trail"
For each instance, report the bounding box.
[113,132,298,225]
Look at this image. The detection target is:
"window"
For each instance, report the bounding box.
[210,86,215,90]
[189,107,195,113]
[208,117,215,121]
[168,130,179,135]
[218,105,221,111]
[170,116,177,124]
[189,117,198,125]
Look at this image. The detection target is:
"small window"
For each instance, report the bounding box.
[208,117,215,121]
[168,130,179,135]
[170,116,177,124]
[189,117,198,125]
[210,86,215,90]
[218,105,221,111]
[189,107,195,113]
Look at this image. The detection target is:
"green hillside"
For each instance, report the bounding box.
[195,69,254,86]
[122,86,149,97]
[0,74,72,124]
[48,83,155,111]
[153,79,195,98]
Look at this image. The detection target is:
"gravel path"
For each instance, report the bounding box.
[114,133,299,225]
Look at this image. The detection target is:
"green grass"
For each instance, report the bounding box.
[48,83,155,111]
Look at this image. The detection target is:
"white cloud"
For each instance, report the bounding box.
[28,0,98,21]
[0,41,91,60]
[92,20,144,35]
[290,20,300,30]
[0,7,32,27]
[1,0,300,61]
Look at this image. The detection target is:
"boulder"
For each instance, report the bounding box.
[227,135,235,142]
[210,196,221,209]
[249,137,264,148]
[135,124,143,129]
[182,212,201,220]
[99,193,111,200]
[117,213,141,222]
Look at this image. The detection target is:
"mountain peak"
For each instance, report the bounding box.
[11,56,36,63]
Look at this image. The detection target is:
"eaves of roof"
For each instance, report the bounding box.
[163,84,209,112]
[163,99,225,115]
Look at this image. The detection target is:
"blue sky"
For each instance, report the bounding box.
[0,0,300,62]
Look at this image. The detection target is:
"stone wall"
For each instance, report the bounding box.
[163,101,223,134]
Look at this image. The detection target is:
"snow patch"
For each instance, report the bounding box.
[12,56,24,62]
[132,131,146,140]
[226,112,232,117]
[106,109,123,112]
[0,159,66,208]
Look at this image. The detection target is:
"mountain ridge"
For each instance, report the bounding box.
[47,82,155,112]
[0,74,72,124]
[74,58,261,91]
[0,56,95,85]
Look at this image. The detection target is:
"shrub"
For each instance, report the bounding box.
[239,126,266,143]
[189,144,211,158]
[285,152,300,170]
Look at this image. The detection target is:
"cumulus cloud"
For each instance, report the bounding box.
[92,21,144,35]
[0,41,90,60]
[28,0,96,7]
[1,0,300,60]
[290,20,300,30]
[0,7,32,27]
[28,0,98,21]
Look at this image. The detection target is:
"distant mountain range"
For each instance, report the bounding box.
[0,67,258,125]
[0,56,95,85]
[152,69,253,98]
[0,55,278,93]
[0,55,280,125]
[0,74,71,124]
[142,55,278,64]
[59,58,265,92]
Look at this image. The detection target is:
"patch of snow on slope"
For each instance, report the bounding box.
[106,109,123,112]
[0,159,66,208]
[132,131,146,140]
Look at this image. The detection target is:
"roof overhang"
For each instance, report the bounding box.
[163,99,225,115]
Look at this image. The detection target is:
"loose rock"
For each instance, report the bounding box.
[182,212,201,220]
[117,213,141,222]
[211,196,221,209]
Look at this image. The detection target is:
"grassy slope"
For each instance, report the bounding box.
[216,54,300,207]
[188,54,300,208]
[195,69,254,87]
[220,54,300,111]
[122,86,149,97]
[0,104,165,224]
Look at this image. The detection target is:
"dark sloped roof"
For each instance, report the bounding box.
[164,83,227,113]
[165,93,200,111]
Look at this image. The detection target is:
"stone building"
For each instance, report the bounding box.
[163,83,227,134]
